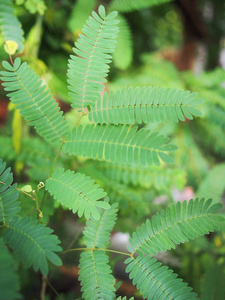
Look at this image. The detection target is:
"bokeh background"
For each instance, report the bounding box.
[0,0,225,299]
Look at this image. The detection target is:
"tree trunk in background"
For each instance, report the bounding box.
[172,0,207,71]
[205,0,225,70]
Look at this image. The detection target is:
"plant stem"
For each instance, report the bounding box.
[49,143,63,177]
[40,276,47,300]
[61,247,131,257]
[0,180,35,201]
[3,41,14,66]
[75,112,87,127]
[34,191,40,220]
[41,277,62,300]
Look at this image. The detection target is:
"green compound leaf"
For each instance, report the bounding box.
[4,216,62,276]
[201,263,225,300]
[83,203,118,248]
[0,57,69,146]
[67,5,119,110]
[94,161,186,190]
[79,250,116,300]
[125,256,198,300]
[45,168,108,220]
[62,124,177,167]
[88,87,203,124]
[128,198,224,256]
[0,159,20,225]
[113,14,133,70]
[0,237,21,300]
[110,0,172,12]
[0,0,24,53]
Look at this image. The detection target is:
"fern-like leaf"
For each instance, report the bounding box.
[88,87,203,124]
[127,198,224,256]
[0,58,69,146]
[79,250,116,300]
[79,164,145,212]
[4,216,62,276]
[45,168,109,220]
[0,237,20,300]
[201,263,225,300]
[95,162,186,190]
[0,159,20,225]
[113,14,133,70]
[125,256,198,299]
[83,203,118,248]
[63,124,177,166]
[0,0,24,53]
[110,0,172,12]
[67,5,119,110]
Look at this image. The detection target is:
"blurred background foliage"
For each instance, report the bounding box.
[0,0,225,299]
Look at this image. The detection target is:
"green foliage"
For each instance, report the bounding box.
[196,164,225,203]
[67,6,119,110]
[116,298,134,300]
[0,238,20,300]
[63,124,177,166]
[68,0,97,34]
[0,159,63,280]
[113,14,133,70]
[79,163,148,218]
[109,53,184,90]
[94,162,186,190]
[110,0,172,12]
[79,250,116,299]
[0,58,69,146]
[0,159,20,225]
[45,168,109,220]
[201,263,225,300]
[83,203,118,248]
[183,68,225,158]
[4,215,62,276]
[0,0,24,53]
[18,184,55,224]
[15,0,46,15]
[88,86,203,124]
[127,198,223,256]
[0,3,224,299]
[125,256,198,299]
[78,202,118,299]
[18,137,61,181]
[0,137,15,161]
[78,197,224,300]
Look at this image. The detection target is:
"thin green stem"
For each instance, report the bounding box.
[49,143,63,177]
[41,276,62,300]
[34,191,40,220]
[75,112,87,127]
[0,180,35,201]
[61,247,131,257]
